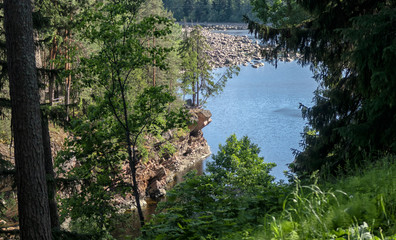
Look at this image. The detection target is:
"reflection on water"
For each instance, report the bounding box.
[203,61,317,180]
[273,107,302,118]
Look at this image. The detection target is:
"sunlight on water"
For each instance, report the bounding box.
[203,61,317,180]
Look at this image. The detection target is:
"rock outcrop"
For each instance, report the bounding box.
[115,108,212,208]
[0,108,212,212]
[188,109,212,136]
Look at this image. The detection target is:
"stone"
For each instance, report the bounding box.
[187,27,264,69]
[188,109,212,136]
[147,180,167,200]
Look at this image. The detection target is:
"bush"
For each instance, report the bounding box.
[140,135,287,239]
[159,142,176,159]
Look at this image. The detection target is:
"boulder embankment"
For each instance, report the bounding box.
[184,25,301,69]
[184,26,262,68]
[204,30,263,68]
[180,22,248,31]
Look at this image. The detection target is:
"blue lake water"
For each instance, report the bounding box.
[202,61,317,180]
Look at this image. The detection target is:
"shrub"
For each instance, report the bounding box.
[140,135,287,239]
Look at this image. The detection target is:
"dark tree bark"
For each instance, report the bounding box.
[41,112,60,229]
[4,1,52,239]
[119,79,145,227]
[64,29,71,122]
[192,79,196,106]
[49,37,57,105]
[152,29,156,87]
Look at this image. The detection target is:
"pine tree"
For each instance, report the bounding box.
[4,0,52,238]
[179,26,239,107]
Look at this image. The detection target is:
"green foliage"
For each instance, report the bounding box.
[56,86,189,236]
[137,0,183,89]
[207,134,275,191]
[140,135,287,239]
[249,156,396,240]
[0,111,11,145]
[159,142,177,158]
[249,0,310,28]
[141,148,396,240]
[55,0,191,233]
[247,0,396,177]
[163,0,254,22]
[56,103,128,234]
[67,215,116,240]
[174,127,190,139]
[0,192,17,222]
[130,86,189,136]
[179,26,239,107]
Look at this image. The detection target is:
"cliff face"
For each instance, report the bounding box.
[116,108,212,207]
[0,109,212,208]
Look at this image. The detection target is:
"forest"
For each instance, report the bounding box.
[162,0,255,23]
[0,0,396,239]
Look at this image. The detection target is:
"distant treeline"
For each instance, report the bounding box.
[162,0,255,22]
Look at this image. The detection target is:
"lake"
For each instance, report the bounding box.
[114,33,318,238]
[202,61,317,180]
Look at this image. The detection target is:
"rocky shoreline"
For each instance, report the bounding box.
[184,26,301,69]
[180,22,248,31]
[0,109,212,220]
[114,108,213,210]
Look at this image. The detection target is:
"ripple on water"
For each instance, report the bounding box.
[203,61,317,180]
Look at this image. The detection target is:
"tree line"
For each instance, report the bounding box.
[163,0,255,22]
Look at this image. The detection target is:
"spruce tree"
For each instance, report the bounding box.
[246,0,396,176]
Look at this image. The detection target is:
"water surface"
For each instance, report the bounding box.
[203,61,317,180]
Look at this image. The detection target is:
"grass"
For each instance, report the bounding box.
[139,154,396,240]
[244,156,396,240]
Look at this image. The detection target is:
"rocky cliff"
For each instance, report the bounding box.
[0,108,212,211]
[114,108,212,208]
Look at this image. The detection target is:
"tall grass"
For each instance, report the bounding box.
[248,156,396,240]
[140,155,396,239]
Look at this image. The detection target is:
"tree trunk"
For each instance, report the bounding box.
[152,30,156,87]
[130,144,145,228]
[118,80,145,227]
[41,112,60,229]
[196,77,199,107]
[192,79,196,106]
[4,1,52,239]
[196,37,200,107]
[64,30,71,122]
[49,37,57,105]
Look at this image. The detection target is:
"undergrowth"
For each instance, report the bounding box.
[141,147,396,239]
[247,156,396,240]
